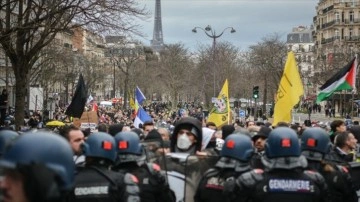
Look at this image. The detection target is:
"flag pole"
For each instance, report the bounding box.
[354,54,359,117]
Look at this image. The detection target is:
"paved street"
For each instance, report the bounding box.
[264,111,360,125]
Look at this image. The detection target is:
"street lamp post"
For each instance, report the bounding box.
[192,25,236,97]
[113,61,116,98]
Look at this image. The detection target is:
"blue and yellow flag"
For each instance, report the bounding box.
[133,86,152,128]
[272,51,304,126]
[207,79,230,128]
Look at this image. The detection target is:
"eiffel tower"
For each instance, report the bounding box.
[151,0,164,52]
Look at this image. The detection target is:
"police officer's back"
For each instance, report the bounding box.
[68,132,140,202]
[301,127,357,202]
[113,131,175,202]
[194,133,253,202]
[225,127,329,202]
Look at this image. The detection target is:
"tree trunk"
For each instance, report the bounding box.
[262,75,268,114]
[123,72,129,109]
[14,69,28,130]
[204,91,211,110]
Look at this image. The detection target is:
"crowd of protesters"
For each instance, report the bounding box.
[1,96,360,202]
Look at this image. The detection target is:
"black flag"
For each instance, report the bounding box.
[65,74,87,118]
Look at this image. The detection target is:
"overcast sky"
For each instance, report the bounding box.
[136,0,318,52]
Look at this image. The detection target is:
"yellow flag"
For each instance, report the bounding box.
[207,79,231,128]
[272,51,304,126]
[129,93,135,110]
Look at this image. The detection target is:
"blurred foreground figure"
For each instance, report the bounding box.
[0,131,75,202]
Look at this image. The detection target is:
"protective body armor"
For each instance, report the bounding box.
[68,166,140,202]
[232,169,329,202]
[114,162,175,202]
[195,166,250,202]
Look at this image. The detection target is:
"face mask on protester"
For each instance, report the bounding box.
[177,134,192,150]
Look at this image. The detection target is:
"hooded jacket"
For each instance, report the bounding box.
[170,117,203,153]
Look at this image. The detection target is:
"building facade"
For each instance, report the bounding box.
[286,26,316,100]
[314,0,360,59]
[313,0,360,115]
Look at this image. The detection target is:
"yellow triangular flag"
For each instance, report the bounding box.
[207,79,231,128]
[272,51,304,126]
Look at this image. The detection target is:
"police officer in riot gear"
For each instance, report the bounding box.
[0,129,18,157]
[0,131,75,202]
[224,127,329,202]
[113,131,175,202]
[67,132,140,202]
[195,133,254,202]
[301,127,357,202]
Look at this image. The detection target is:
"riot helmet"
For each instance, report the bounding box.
[221,133,254,162]
[82,132,117,163]
[115,131,142,155]
[114,131,143,164]
[262,127,307,170]
[0,131,75,200]
[301,127,331,161]
[0,130,18,157]
[265,127,301,158]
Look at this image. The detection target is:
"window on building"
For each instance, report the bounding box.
[302,55,306,62]
[335,12,340,22]
[335,29,340,39]
[350,28,353,39]
[350,11,354,22]
[299,44,304,52]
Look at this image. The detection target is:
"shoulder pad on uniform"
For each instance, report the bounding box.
[146,163,161,174]
[237,169,264,189]
[145,163,167,185]
[336,165,349,173]
[204,168,220,177]
[124,173,140,195]
[304,170,325,183]
[124,173,139,184]
[253,169,264,174]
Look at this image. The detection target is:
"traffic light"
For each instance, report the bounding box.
[252,86,259,99]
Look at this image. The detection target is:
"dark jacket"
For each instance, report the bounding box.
[68,165,140,202]
[326,147,354,166]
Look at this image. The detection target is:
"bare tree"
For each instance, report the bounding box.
[158,43,193,110]
[195,41,244,109]
[247,33,288,113]
[111,42,144,108]
[0,0,148,127]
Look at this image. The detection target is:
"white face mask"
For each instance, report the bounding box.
[177,134,192,150]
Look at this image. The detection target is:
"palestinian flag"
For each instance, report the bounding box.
[316,58,357,103]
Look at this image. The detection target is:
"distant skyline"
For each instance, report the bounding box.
[136,0,318,52]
